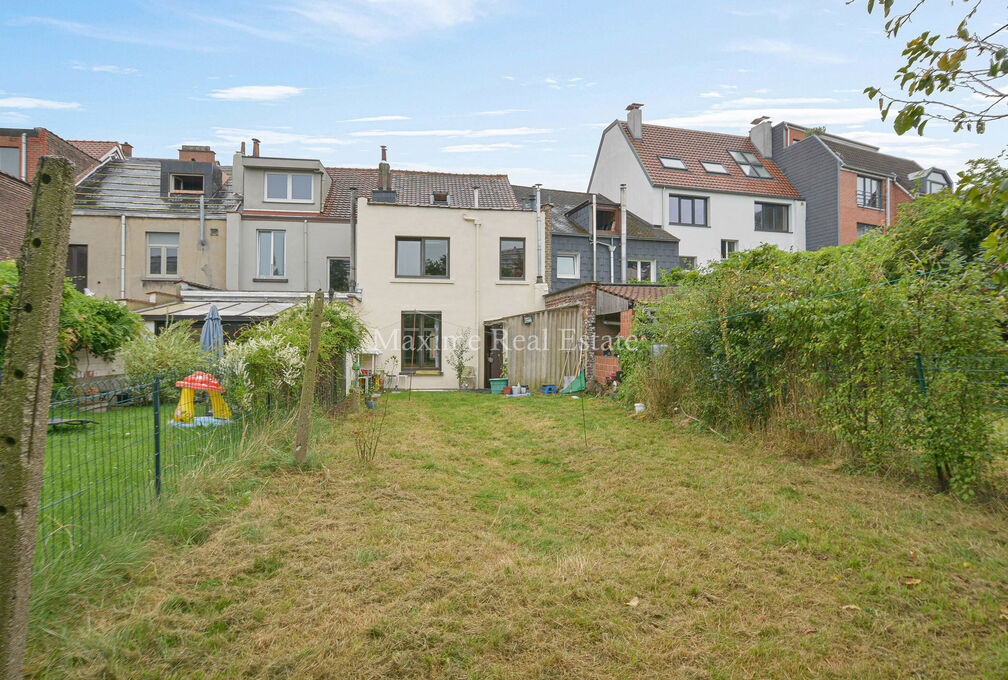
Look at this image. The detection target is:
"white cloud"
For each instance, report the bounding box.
[0,96,80,110]
[727,39,848,64]
[16,16,216,51]
[72,63,138,75]
[287,0,485,41]
[699,91,723,98]
[0,111,30,125]
[441,143,522,153]
[544,78,558,84]
[212,127,352,146]
[208,85,304,102]
[502,75,515,81]
[341,115,410,122]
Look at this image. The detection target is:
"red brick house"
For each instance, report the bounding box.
[0,171,31,260]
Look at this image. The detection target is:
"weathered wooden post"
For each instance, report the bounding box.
[0,157,75,679]
[293,290,325,465]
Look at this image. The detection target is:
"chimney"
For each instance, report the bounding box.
[240,141,246,155]
[179,145,215,164]
[252,138,260,157]
[749,116,773,159]
[121,142,133,158]
[472,186,479,209]
[373,145,396,203]
[626,103,643,141]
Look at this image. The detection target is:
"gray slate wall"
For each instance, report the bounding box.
[774,139,840,251]
[550,234,680,292]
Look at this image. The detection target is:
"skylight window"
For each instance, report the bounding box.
[728,151,772,179]
[701,161,729,174]
[431,191,449,205]
[659,156,687,170]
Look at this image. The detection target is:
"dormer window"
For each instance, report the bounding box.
[431,191,449,205]
[171,174,204,194]
[925,171,949,194]
[701,161,729,174]
[728,151,772,179]
[265,172,313,202]
[659,156,686,170]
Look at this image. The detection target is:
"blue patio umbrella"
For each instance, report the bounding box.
[199,305,224,362]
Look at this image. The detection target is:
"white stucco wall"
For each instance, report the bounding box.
[355,200,545,390]
[227,216,350,292]
[587,123,658,223]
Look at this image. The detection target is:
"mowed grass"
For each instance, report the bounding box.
[26,392,1008,679]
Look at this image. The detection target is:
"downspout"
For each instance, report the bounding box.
[619,184,628,283]
[19,133,27,181]
[534,184,543,283]
[884,177,891,233]
[463,213,482,383]
[591,193,597,282]
[120,214,126,299]
[303,219,309,291]
[199,195,206,246]
[349,188,358,292]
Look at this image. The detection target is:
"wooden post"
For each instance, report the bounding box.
[293,290,325,465]
[0,157,75,679]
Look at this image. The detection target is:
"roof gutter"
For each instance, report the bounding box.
[20,133,27,181]
[534,184,543,283]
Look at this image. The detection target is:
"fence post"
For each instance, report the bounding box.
[293,290,325,465]
[914,352,928,396]
[914,352,949,491]
[0,157,75,679]
[153,377,162,498]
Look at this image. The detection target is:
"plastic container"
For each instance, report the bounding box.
[489,378,508,395]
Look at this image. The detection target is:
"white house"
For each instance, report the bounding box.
[588,104,806,266]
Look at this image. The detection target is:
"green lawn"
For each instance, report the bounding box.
[26,392,1008,679]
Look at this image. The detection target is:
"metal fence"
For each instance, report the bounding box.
[37,363,346,567]
[915,354,1008,414]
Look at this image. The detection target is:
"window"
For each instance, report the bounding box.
[754,202,789,232]
[265,172,313,202]
[0,147,19,176]
[925,172,948,194]
[669,195,708,226]
[66,244,88,292]
[402,312,441,371]
[395,237,449,278]
[728,150,772,179]
[857,222,880,237]
[431,191,449,205]
[659,156,686,170]
[556,253,580,279]
[857,175,882,208]
[147,233,179,277]
[720,240,738,259]
[701,161,729,174]
[328,257,350,292]
[499,237,525,280]
[679,256,697,270]
[171,174,204,194]
[628,259,656,282]
[257,230,286,278]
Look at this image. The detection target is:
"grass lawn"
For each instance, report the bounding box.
[26,392,1008,679]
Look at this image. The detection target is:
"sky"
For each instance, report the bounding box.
[2,0,1005,190]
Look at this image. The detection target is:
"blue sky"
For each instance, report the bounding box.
[3,0,1005,189]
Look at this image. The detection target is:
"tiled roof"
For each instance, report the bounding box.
[67,140,121,161]
[598,284,672,303]
[617,122,801,199]
[511,184,677,242]
[819,137,924,191]
[73,158,240,216]
[323,167,521,218]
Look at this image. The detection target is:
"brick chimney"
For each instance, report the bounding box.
[373,145,396,203]
[179,145,215,164]
[120,142,133,158]
[252,138,260,157]
[626,103,643,141]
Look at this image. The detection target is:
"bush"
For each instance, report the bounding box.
[0,260,143,387]
[621,236,1006,498]
[120,320,206,381]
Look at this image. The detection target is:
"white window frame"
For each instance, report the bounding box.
[170,173,204,194]
[627,259,657,282]
[257,230,286,278]
[659,156,687,170]
[679,256,697,270]
[146,232,180,277]
[263,172,314,203]
[556,252,580,280]
[700,161,729,174]
[720,239,739,259]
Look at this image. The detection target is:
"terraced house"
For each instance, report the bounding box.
[588,104,806,266]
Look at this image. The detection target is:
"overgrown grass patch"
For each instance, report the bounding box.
[25,392,1008,679]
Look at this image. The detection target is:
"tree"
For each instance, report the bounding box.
[862,0,1007,135]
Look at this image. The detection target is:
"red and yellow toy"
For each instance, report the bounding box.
[173,371,232,423]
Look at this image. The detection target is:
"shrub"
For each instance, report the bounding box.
[621,236,1006,498]
[120,320,206,381]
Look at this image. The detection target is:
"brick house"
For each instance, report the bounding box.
[512,185,682,292]
[0,171,31,260]
[751,119,953,249]
[544,282,671,386]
